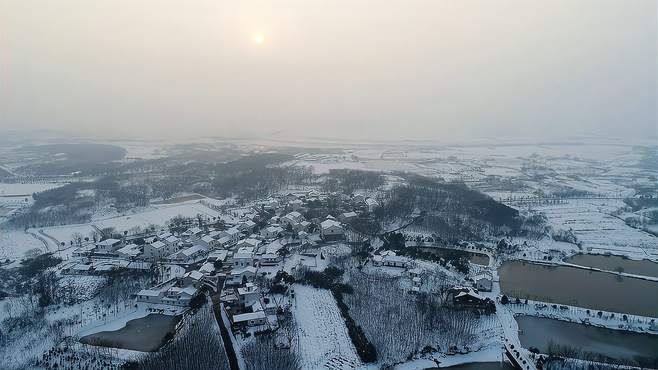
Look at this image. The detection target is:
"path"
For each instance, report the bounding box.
[26,230,51,252]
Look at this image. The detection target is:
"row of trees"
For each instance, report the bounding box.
[341,270,485,366]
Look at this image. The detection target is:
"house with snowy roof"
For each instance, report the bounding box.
[320,218,344,240]
[143,240,176,260]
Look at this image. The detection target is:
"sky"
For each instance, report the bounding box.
[0,0,656,143]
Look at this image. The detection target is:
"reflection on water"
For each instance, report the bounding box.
[565,253,658,278]
[499,260,658,316]
[80,314,180,352]
[516,315,658,367]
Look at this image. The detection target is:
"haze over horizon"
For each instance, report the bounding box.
[1,0,656,142]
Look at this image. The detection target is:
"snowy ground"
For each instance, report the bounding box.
[292,284,361,370]
[0,182,67,196]
[0,227,49,259]
[33,200,224,248]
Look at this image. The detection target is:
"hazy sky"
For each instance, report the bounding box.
[1,0,656,142]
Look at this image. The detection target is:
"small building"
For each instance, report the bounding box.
[232,311,267,328]
[116,243,142,259]
[261,225,284,239]
[320,219,344,241]
[207,250,229,263]
[233,246,255,268]
[259,253,282,266]
[167,244,208,264]
[364,198,379,212]
[228,266,257,285]
[340,211,357,222]
[221,228,241,243]
[372,253,409,268]
[143,240,176,261]
[95,239,122,254]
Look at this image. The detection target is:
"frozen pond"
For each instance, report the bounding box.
[516,316,658,367]
[565,253,658,278]
[80,314,180,352]
[499,260,658,316]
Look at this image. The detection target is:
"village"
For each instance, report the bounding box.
[1,141,657,370]
[35,186,507,369]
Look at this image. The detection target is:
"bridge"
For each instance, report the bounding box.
[503,339,539,370]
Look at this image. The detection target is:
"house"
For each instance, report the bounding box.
[72,244,96,257]
[364,198,379,212]
[261,226,284,239]
[372,253,410,268]
[201,235,216,246]
[259,253,282,266]
[340,211,357,222]
[168,244,208,264]
[162,286,200,307]
[452,288,493,309]
[236,238,262,250]
[199,262,216,275]
[320,219,344,240]
[474,273,493,292]
[182,270,205,288]
[221,228,241,243]
[164,235,180,245]
[136,283,200,307]
[216,236,232,248]
[232,311,267,328]
[95,239,122,254]
[237,283,260,307]
[186,227,203,237]
[135,289,163,304]
[282,211,305,226]
[233,246,255,268]
[228,266,257,285]
[143,240,176,261]
[207,250,229,263]
[239,220,256,233]
[116,243,142,259]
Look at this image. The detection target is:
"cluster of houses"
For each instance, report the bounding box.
[64,190,376,325]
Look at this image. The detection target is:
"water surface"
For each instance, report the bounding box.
[565,254,658,278]
[499,260,658,316]
[516,316,658,367]
[80,314,180,352]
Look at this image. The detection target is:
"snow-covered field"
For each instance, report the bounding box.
[33,200,224,247]
[292,284,360,370]
[94,202,222,231]
[535,200,658,257]
[0,182,66,196]
[0,228,48,259]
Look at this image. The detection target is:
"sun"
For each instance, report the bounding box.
[252,33,265,45]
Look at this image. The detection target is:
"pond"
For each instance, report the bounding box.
[565,253,658,278]
[80,314,181,352]
[498,260,658,317]
[516,316,658,367]
[417,247,490,266]
[428,362,515,369]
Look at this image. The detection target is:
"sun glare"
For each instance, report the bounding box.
[252,33,265,45]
